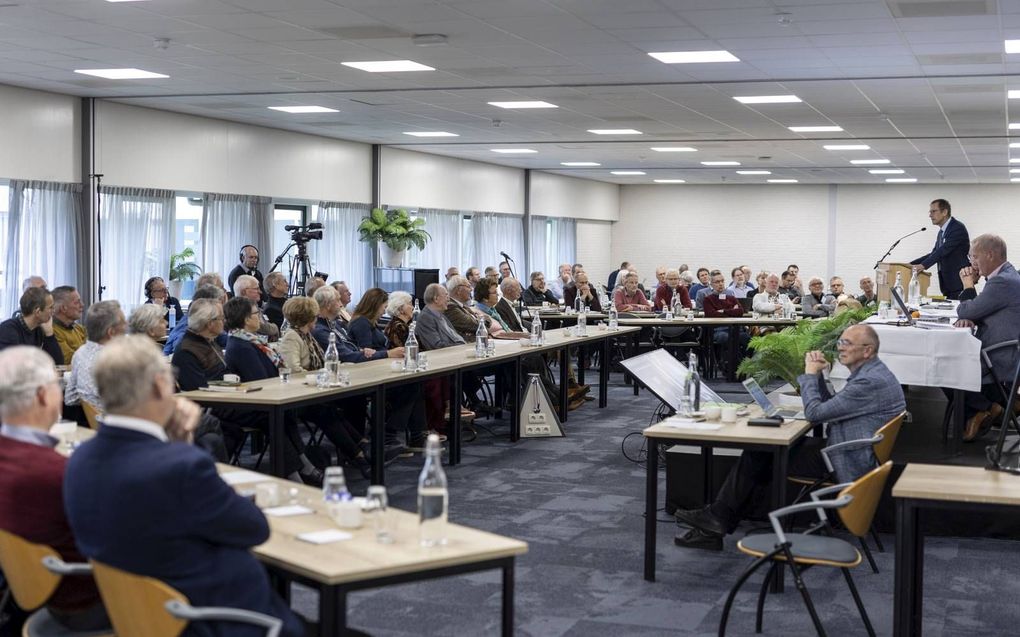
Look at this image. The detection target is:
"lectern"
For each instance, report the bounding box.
[875,262,931,303]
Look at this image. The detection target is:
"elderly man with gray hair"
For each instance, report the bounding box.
[64,301,127,409]
[234,274,279,342]
[163,285,228,355]
[128,303,167,343]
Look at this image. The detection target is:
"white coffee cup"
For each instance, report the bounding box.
[332,499,362,529]
[223,373,240,383]
[721,406,738,423]
[704,405,722,421]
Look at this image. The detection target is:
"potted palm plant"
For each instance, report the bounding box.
[167,247,203,298]
[357,207,431,267]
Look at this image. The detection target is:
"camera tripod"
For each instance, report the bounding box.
[268,240,315,296]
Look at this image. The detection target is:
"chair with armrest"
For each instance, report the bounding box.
[719,461,893,637]
[0,528,108,637]
[89,560,281,637]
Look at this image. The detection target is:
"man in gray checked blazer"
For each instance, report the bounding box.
[674,323,905,550]
[955,234,1020,441]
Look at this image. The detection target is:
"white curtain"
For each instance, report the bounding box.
[99,186,175,312]
[471,212,524,278]
[529,216,549,276]
[551,216,576,269]
[408,208,462,271]
[200,193,273,285]
[528,216,576,278]
[3,181,82,317]
[314,201,373,297]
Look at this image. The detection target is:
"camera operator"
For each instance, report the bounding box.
[228,245,265,300]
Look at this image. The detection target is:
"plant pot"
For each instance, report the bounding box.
[379,243,405,268]
[776,391,803,408]
[168,279,183,299]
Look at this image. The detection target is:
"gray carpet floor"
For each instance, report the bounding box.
[256,373,1020,637]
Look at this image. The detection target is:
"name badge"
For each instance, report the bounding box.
[718,293,726,300]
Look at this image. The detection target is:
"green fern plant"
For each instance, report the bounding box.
[168,247,202,282]
[357,208,431,251]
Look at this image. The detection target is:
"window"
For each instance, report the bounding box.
[174,196,203,301]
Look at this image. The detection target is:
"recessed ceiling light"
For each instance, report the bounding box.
[789,125,843,132]
[1010,90,1020,99]
[611,171,646,175]
[650,147,697,152]
[588,129,642,135]
[767,179,798,183]
[733,95,801,104]
[560,162,601,167]
[736,170,771,175]
[824,144,871,150]
[105,0,150,2]
[1011,168,1020,173]
[653,179,686,183]
[1011,158,1020,163]
[1012,178,1020,182]
[74,68,168,79]
[1010,143,1020,148]
[1010,123,1020,130]
[341,60,434,72]
[1007,40,1020,53]
[402,131,458,137]
[886,178,917,183]
[701,161,741,166]
[648,50,739,64]
[488,101,557,109]
[869,169,905,174]
[850,159,891,165]
[490,148,537,154]
[268,105,339,114]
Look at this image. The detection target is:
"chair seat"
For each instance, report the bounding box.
[23,608,112,637]
[738,532,862,568]
[787,475,833,487]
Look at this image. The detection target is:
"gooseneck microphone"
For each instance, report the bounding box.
[874,227,926,270]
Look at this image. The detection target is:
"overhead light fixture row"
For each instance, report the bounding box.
[561,162,600,167]
[490,148,537,154]
[734,95,801,104]
[650,147,697,152]
[824,144,870,150]
[268,105,338,113]
[488,101,557,109]
[648,50,739,64]
[850,159,890,165]
[403,131,457,137]
[341,60,434,72]
[74,68,168,79]
[611,171,646,175]
[701,161,740,166]
[588,129,642,135]
[653,179,686,183]
[789,125,843,132]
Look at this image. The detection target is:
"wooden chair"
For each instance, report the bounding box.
[90,560,281,637]
[79,402,101,430]
[0,529,106,637]
[719,461,893,637]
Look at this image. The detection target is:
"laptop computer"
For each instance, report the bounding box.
[742,377,804,419]
[738,297,753,313]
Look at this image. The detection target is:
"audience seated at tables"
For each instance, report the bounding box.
[614,272,652,312]
[653,268,693,312]
[65,301,127,410]
[752,273,786,316]
[675,325,905,550]
[128,303,168,343]
[463,266,479,284]
[348,288,398,354]
[262,271,289,329]
[496,278,534,330]
[689,267,711,300]
[163,284,227,355]
[754,270,769,296]
[858,276,877,305]
[330,281,354,325]
[726,266,754,299]
[64,335,305,637]
[778,269,802,302]
[142,276,183,324]
[548,263,572,301]
[50,286,86,363]
[234,274,279,342]
[0,346,110,632]
[563,271,603,313]
[607,261,630,292]
[311,287,387,363]
[800,277,831,318]
[522,271,559,306]
[305,276,327,297]
[0,287,63,364]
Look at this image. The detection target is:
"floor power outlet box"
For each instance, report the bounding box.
[519,374,564,438]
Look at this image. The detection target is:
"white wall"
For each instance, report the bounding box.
[94,101,372,202]
[381,147,524,214]
[576,220,614,286]
[530,172,619,222]
[0,84,79,183]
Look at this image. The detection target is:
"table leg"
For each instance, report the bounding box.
[770,447,788,593]
[501,560,515,637]
[559,345,569,423]
[644,437,658,582]
[894,499,923,637]
[952,388,964,456]
[727,326,738,383]
[450,372,463,465]
[702,447,714,503]
[599,336,610,408]
[510,358,522,442]
[632,332,640,396]
[372,386,386,485]
[577,344,586,386]
[270,405,285,477]
[319,585,346,636]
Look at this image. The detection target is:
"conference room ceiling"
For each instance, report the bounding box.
[3,0,1020,184]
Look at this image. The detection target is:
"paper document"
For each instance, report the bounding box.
[659,417,723,431]
[220,471,270,486]
[263,505,314,517]
[297,529,352,544]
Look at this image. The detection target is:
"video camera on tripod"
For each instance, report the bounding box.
[284,222,323,243]
[271,222,327,296]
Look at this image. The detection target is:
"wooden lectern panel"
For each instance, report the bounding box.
[875,262,932,303]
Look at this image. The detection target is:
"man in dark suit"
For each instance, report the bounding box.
[227,244,265,300]
[606,261,631,292]
[910,198,970,299]
[495,278,531,332]
[955,234,1020,440]
[64,335,304,637]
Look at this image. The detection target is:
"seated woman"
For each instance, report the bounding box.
[475,280,528,338]
[143,276,183,323]
[348,288,393,353]
[614,272,652,312]
[128,303,167,343]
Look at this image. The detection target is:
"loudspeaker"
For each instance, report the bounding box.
[412,268,439,304]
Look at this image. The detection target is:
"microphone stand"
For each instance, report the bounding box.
[873,228,926,270]
[502,252,517,282]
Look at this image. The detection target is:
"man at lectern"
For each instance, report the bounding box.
[910,198,970,299]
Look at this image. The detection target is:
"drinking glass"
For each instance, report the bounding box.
[279,367,291,383]
[486,340,496,357]
[417,352,429,371]
[337,370,351,387]
[364,485,394,544]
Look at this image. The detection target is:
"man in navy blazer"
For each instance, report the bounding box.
[911,198,970,299]
[955,234,1020,441]
[64,335,304,637]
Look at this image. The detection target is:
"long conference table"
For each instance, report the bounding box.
[179,326,640,484]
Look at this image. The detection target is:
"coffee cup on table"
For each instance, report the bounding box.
[704,405,722,421]
[721,405,738,423]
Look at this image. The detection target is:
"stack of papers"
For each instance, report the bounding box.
[659,416,723,431]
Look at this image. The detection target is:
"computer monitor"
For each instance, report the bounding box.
[619,348,723,413]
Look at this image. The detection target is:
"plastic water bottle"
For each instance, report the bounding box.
[687,351,701,411]
[411,298,421,323]
[167,309,176,330]
[322,466,352,519]
[404,321,419,372]
[324,332,340,384]
[680,374,693,416]
[530,319,540,345]
[892,271,905,304]
[908,275,921,306]
[418,434,448,547]
[577,307,587,336]
[574,294,583,314]
[608,306,619,331]
[475,317,488,357]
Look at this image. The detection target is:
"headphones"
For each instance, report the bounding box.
[143,276,164,300]
[239,245,259,265]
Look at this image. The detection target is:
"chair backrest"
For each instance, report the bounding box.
[872,412,906,464]
[837,461,893,538]
[81,401,101,429]
[91,560,189,637]
[0,528,62,611]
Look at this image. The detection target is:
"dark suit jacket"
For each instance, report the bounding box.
[445,301,490,341]
[64,426,303,637]
[562,285,602,313]
[311,317,386,362]
[495,297,530,332]
[263,296,285,330]
[910,217,970,297]
[227,265,265,300]
[957,261,1020,382]
[522,286,558,306]
[224,335,278,381]
[0,317,63,364]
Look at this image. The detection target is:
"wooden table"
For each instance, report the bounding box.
[642,409,813,591]
[893,464,1020,636]
[179,327,639,484]
[219,467,528,636]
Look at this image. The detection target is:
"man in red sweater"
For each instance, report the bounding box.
[0,346,107,631]
[702,271,751,366]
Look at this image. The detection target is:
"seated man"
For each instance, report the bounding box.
[562,271,603,314]
[234,274,279,341]
[163,284,227,355]
[778,269,802,302]
[689,267,711,300]
[50,286,86,363]
[447,266,462,281]
[64,301,127,409]
[726,267,754,299]
[262,271,289,330]
[857,276,877,305]
[654,268,692,312]
[752,273,786,315]
[954,234,1020,441]
[0,347,109,631]
[522,271,559,306]
[675,324,906,549]
[0,287,63,363]
[496,278,532,331]
[416,283,466,351]
[800,277,831,318]
[614,272,652,312]
[702,270,750,355]
[64,336,304,636]
[143,276,184,324]
[330,280,354,325]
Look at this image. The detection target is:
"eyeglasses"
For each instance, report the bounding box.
[837,338,870,349]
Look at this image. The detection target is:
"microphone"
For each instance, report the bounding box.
[500,251,514,262]
[873,227,927,269]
